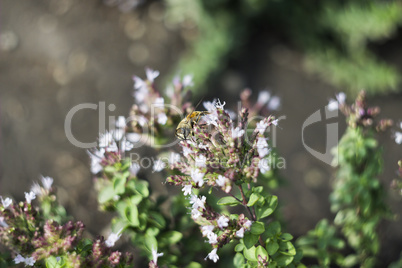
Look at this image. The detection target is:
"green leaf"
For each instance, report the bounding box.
[244,233,259,249]
[125,205,139,227]
[266,240,279,255]
[247,193,260,207]
[130,195,143,205]
[256,195,278,219]
[274,253,294,266]
[113,175,127,195]
[235,243,245,252]
[186,262,202,268]
[279,241,296,256]
[243,246,257,261]
[233,253,245,267]
[144,234,158,253]
[159,231,183,245]
[217,196,241,206]
[135,181,149,197]
[252,186,263,193]
[148,211,166,229]
[280,233,293,241]
[104,165,116,175]
[250,221,265,235]
[266,221,281,237]
[256,246,268,260]
[98,185,115,204]
[45,256,65,268]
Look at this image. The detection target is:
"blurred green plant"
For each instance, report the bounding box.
[165,0,402,95]
[297,91,394,267]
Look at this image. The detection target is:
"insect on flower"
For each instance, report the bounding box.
[175,99,210,141]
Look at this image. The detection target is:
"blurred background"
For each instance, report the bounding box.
[1,0,401,265]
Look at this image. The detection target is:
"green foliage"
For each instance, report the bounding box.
[331,127,390,264]
[166,0,402,95]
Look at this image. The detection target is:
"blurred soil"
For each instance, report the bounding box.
[0,0,401,265]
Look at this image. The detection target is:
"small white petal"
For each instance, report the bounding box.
[328,99,339,111]
[116,116,126,129]
[153,159,165,172]
[182,75,194,87]
[14,255,25,264]
[152,246,164,264]
[24,257,35,266]
[216,175,227,187]
[182,185,192,196]
[205,248,219,263]
[157,113,168,125]
[236,228,245,238]
[1,197,12,208]
[395,132,402,145]
[41,176,53,190]
[145,68,159,82]
[25,191,36,204]
[268,96,281,110]
[217,216,229,229]
[257,91,270,105]
[105,229,122,247]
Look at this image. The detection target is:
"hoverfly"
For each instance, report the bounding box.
[175,111,210,141]
[175,98,210,140]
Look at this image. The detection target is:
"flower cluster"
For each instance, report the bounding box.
[128,68,194,144]
[0,179,134,267]
[328,91,393,131]
[167,99,278,262]
[168,99,276,193]
[240,89,281,119]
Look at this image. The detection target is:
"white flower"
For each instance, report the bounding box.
[88,148,105,174]
[244,220,252,230]
[157,113,168,125]
[272,119,279,126]
[152,246,164,264]
[203,101,216,112]
[133,76,146,90]
[205,248,219,263]
[1,197,12,208]
[257,91,270,105]
[268,96,281,110]
[126,133,141,143]
[25,191,36,204]
[99,131,118,152]
[121,138,134,152]
[205,112,218,127]
[182,74,194,87]
[236,227,245,238]
[24,257,35,266]
[259,158,271,173]
[195,155,207,168]
[154,97,164,108]
[256,137,270,158]
[192,195,206,210]
[116,116,126,129]
[182,185,192,196]
[216,175,227,187]
[30,183,42,196]
[217,216,229,229]
[191,208,202,219]
[182,145,194,157]
[146,68,159,82]
[197,143,208,150]
[336,92,346,104]
[207,232,218,244]
[399,122,402,129]
[137,116,147,127]
[152,159,165,172]
[14,254,25,264]
[41,176,53,190]
[328,99,339,111]
[88,148,104,174]
[105,229,122,247]
[395,132,402,144]
[191,169,205,187]
[0,216,8,227]
[201,225,215,237]
[231,127,245,138]
[169,152,181,166]
[256,120,269,134]
[214,99,226,110]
